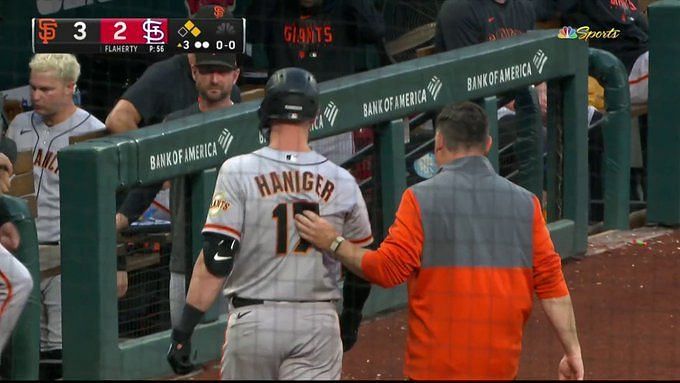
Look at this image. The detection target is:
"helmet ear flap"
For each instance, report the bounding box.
[257,104,271,140]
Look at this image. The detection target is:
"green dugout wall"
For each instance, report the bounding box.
[0,197,40,380]
[58,30,589,379]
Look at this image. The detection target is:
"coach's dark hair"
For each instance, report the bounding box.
[435,101,489,150]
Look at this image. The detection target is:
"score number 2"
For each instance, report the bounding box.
[113,21,126,40]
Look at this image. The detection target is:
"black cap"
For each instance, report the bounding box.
[192,4,231,19]
[194,52,237,69]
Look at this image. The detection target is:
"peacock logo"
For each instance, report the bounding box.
[558,26,577,39]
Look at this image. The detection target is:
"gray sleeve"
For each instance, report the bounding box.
[202,160,244,241]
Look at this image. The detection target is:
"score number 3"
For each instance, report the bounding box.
[73,21,87,40]
[272,202,319,255]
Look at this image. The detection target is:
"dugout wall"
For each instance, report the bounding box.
[0,196,40,380]
[58,30,589,379]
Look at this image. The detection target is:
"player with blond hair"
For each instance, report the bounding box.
[6,53,105,379]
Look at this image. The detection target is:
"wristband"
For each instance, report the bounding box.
[174,303,205,341]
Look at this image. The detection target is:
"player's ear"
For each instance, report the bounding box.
[191,65,198,81]
[66,81,76,95]
[434,129,444,153]
[484,135,493,155]
[232,68,240,85]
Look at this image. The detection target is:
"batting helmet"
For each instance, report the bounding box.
[258,67,319,137]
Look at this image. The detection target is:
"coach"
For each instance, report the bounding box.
[295,101,584,380]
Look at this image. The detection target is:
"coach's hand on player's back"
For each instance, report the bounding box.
[294,210,339,252]
[167,330,196,375]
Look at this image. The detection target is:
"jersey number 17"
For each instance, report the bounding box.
[272,201,319,255]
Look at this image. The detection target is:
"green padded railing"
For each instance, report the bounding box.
[648,1,680,226]
[58,30,589,379]
[588,48,632,230]
[0,196,40,380]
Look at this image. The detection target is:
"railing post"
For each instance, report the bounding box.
[588,48,631,230]
[483,97,500,172]
[647,1,680,225]
[562,45,590,255]
[60,145,120,379]
[546,79,561,222]
[376,119,407,236]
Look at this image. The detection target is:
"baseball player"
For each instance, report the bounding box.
[0,151,34,359]
[6,53,104,379]
[166,67,373,380]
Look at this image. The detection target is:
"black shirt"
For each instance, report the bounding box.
[558,0,648,72]
[252,0,385,82]
[118,103,202,274]
[121,55,241,127]
[435,0,536,52]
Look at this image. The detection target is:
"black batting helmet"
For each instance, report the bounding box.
[258,67,319,137]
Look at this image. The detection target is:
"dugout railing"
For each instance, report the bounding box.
[58,30,589,379]
[0,196,40,380]
[647,1,680,226]
[587,48,632,230]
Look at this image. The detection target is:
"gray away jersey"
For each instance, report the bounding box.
[203,146,373,301]
[7,109,105,242]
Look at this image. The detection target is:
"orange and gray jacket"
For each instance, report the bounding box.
[361,155,569,380]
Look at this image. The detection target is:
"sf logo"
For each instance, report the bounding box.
[38,18,58,44]
[213,5,225,18]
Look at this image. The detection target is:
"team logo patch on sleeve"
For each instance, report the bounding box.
[209,192,231,216]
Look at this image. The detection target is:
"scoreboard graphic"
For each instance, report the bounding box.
[32,18,245,54]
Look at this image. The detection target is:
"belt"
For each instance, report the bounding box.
[231,295,335,308]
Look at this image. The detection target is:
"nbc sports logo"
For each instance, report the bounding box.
[323,101,339,127]
[558,26,577,39]
[218,128,234,155]
[427,76,443,101]
[532,49,548,75]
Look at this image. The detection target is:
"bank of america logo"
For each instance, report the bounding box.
[323,101,339,127]
[218,128,234,155]
[533,49,548,74]
[427,76,442,101]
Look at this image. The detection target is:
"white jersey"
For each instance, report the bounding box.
[203,146,373,301]
[7,108,105,242]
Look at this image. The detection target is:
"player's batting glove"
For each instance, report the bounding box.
[339,309,363,352]
[167,329,195,375]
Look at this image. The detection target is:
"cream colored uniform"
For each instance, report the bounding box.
[7,108,104,352]
[203,146,372,380]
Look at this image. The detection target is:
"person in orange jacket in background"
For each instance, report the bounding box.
[295,101,584,380]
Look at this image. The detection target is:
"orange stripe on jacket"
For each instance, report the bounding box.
[361,189,568,379]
